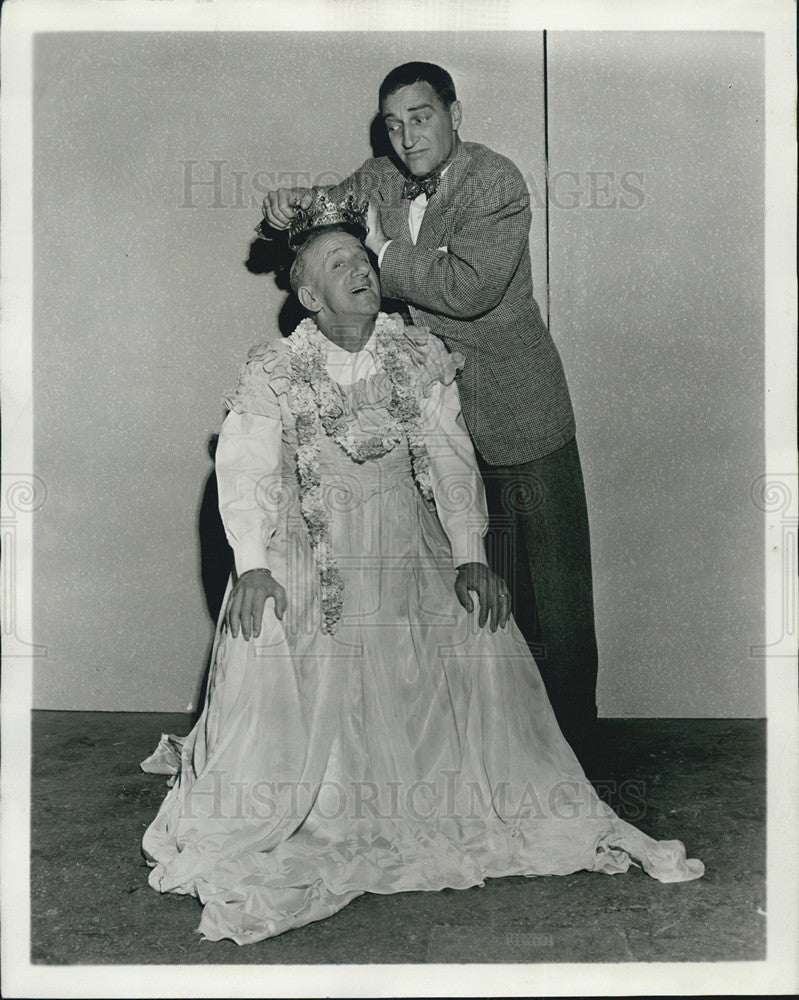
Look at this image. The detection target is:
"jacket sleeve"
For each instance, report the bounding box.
[321,159,379,205]
[379,163,531,321]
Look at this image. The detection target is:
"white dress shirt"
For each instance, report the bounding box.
[377,162,453,266]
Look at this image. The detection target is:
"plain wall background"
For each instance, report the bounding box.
[32,31,548,711]
[547,32,765,716]
[31,31,764,716]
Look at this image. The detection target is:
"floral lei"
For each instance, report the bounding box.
[288,312,435,635]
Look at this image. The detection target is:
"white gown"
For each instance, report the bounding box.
[142,318,703,945]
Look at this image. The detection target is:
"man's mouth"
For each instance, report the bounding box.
[351,284,372,295]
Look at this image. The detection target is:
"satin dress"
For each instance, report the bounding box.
[142,318,703,945]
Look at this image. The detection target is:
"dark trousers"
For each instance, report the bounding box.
[479,438,599,746]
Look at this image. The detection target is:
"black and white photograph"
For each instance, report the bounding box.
[1,0,796,996]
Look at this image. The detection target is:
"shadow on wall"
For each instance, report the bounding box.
[193,433,233,719]
[369,111,393,159]
[199,434,232,624]
[244,233,307,336]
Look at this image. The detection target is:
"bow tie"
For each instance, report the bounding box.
[401,172,441,200]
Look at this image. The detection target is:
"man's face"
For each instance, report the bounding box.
[300,230,380,320]
[381,81,462,179]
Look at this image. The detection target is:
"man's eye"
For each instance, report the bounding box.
[415,115,430,125]
[387,123,400,133]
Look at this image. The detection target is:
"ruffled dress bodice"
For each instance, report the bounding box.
[218,316,483,570]
[224,314,464,440]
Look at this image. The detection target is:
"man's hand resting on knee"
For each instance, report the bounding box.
[454,563,511,633]
[224,568,287,641]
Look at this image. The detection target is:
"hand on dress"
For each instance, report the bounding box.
[224,568,287,641]
[261,187,314,231]
[365,201,389,257]
[454,563,512,632]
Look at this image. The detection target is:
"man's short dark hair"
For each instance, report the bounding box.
[379,62,457,109]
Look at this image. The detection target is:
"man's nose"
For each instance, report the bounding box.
[402,123,418,149]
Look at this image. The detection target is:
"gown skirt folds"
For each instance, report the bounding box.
[142,321,703,945]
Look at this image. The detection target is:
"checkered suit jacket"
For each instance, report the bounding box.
[327,141,575,466]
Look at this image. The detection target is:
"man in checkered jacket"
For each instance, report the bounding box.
[261,61,599,766]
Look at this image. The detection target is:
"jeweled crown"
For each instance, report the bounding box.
[288,190,368,251]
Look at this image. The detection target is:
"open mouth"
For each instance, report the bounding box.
[350,284,372,295]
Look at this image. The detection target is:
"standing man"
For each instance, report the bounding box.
[260,62,599,765]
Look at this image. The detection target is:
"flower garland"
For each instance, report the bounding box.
[374,318,435,510]
[288,312,435,635]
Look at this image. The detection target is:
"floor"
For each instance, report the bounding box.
[30,713,765,965]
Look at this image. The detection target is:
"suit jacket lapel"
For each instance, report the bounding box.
[376,169,410,241]
[415,141,470,248]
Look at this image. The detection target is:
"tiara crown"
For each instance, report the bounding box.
[288,190,368,250]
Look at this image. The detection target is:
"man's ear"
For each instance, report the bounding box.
[298,285,320,313]
[450,100,462,132]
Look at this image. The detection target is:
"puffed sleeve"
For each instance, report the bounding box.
[216,342,290,576]
[215,410,283,577]
[410,327,489,568]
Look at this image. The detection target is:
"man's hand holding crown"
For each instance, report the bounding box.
[262,187,314,231]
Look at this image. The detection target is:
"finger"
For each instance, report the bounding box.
[239,589,253,641]
[263,193,287,230]
[454,576,473,613]
[499,592,511,629]
[281,187,310,219]
[489,587,499,633]
[266,191,294,229]
[477,586,488,629]
[277,188,296,216]
[274,585,287,621]
[262,195,279,228]
[227,589,241,639]
[502,593,512,628]
[269,207,293,229]
[251,589,267,639]
[275,202,299,225]
[263,209,287,231]
[492,581,505,632]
